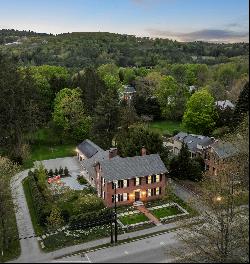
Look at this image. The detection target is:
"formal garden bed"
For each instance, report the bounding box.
[148,202,188,221]
[22,164,112,251]
[118,212,150,227]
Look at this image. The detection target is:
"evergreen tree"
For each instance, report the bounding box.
[91,88,120,149]
[233,82,249,126]
[77,67,107,114]
[48,169,53,177]
[64,167,69,177]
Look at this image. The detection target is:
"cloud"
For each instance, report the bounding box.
[146,28,249,43]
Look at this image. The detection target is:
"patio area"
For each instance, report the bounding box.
[36,157,89,191]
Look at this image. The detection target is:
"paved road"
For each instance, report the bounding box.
[170,179,209,213]
[57,231,182,263]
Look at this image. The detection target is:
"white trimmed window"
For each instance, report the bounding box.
[102,191,105,199]
[123,193,128,201]
[148,175,152,184]
[156,187,160,195]
[156,174,160,182]
[102,178,105,186]
[123,179,128,188]
[147,189,151,197]
[136,177,140,186]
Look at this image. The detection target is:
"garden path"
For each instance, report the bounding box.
[136,205,162,226]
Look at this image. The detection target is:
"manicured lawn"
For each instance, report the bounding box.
[151,206,182,219]
[23,144,75,169]
[119,213,149,225]
[23,127,76,169]
[148,120,186,136]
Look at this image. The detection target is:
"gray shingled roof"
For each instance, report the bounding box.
[215,100,235,109]
[77,139,104,159]
[100,154,168,182]
[124,85,136,94]
[81,150,110,178]
[211,141,238,159]
[174,132,214,152]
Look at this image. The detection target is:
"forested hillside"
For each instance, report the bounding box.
[0,29,249,70]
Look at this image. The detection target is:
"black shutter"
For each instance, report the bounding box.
[134,178,136,186]
[127,179,129,187]
[139,177,142,185]
[160,174,163,182]
[146,176,148,184]
[159,187,162,195]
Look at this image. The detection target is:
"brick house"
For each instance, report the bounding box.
[77,140,168,207]
[204,141,237,177]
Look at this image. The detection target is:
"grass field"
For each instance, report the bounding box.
[151,206,182,219]
[23,127,76,168]
[148,120,186,136]
[119,213,149,225]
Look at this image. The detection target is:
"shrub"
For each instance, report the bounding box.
[48,169,53,177]
[64,167,69,177]
[77,175,88,185]
[59,166,64,175]
[26,176,51,226]
[54,168,59,175]
[172,129,180,136]
[72,193,104,215]
[69,208,113,230]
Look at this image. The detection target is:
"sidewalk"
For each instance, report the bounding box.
[44,215,202,261]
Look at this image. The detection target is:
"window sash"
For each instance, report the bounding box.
[156,175,160,182]
[148,176,152,184]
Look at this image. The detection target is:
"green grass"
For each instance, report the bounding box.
[0,204,20,262]
[148,120,186,136]
[23,127,76,169]
[119,213,149,225]
[150,206,182,219]
[22,177,44,235]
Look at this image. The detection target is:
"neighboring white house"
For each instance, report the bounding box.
[215,100,235,110]
[167,132,216,158]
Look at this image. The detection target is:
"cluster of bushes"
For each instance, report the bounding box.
[77,175,88,185]
[46,166,69,178]
[69,208,113,230]
[26,171,52,226]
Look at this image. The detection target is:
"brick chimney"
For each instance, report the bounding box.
[141,146,147,156]
[109,148,118,159]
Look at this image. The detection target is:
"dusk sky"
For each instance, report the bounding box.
[0,0,249,42]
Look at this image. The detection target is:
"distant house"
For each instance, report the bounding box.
[77,140,168,207]
[123,85,136,102]
[215,100,235,110]
[188,85,197,93]
[169,132,215,158]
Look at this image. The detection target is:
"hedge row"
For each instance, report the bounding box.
[69,208,114,230]
[26,175,51,226]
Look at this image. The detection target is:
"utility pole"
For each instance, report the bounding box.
[114,182,118,243]
[110,219,114,244]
